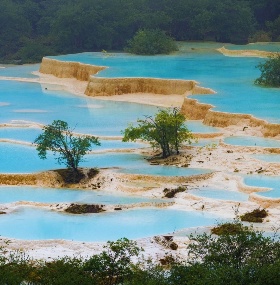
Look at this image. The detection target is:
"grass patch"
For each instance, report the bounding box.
[240,208,268,223]
[65,204,105,214]
[163,186,186,198]
[211,222,247,235]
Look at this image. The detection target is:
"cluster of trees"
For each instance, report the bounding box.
[1,0,280,63]
[255,54,280,87]
[122,108,193,158]
[1,222,280,284]
[34,110,192,173]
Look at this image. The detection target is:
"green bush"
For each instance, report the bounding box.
[255,54,280,87]
[240,208,268,223]
[125,29,177,55]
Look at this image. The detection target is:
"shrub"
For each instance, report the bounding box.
[125,29,177,55]
[255,54,280,87]
[240,208,268,223]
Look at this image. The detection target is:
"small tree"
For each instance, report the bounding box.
[255,54,280,87]
[122,108,193,158]
[34,120,100,174]
[125,29,177,55]
[83,238,141,285]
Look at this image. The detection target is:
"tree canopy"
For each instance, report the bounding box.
[122,108,193,158]
[1,0,279,63]
[34,120,100,173]
[125,29,177,55]
[255,54,280,87]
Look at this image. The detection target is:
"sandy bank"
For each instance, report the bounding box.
[217,46,279,58]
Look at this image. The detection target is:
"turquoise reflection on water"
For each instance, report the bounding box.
[252,154,280,163]
[0,128,145,148]
[0,80,158,136]
[0,186,162,204]
[0,143,144,173]
[52,45,280,124]
[244,175,280,198]
[1,143,208,177]
[189,188,248,202]
[0,64,39,78]
[186,121,219,133]
[0,207,218,241]
[224,42,280,52]
[224,136,280,147]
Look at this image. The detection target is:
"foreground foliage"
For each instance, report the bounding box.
[34,120,100,176]
[126,29,177,55]
[255,54,280,87]
[122,108,193,158]
[0,222,279,284]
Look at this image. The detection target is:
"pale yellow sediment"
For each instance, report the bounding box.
[39,58,106,80]
[217,46,279,58]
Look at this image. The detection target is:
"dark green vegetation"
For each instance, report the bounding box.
[125,29,177,55]
[65,203,105,214]
[255,54,280,87]
[0,224,279,284]
[1,0,280,63]
[34,120,100,178]
[122,108,193,158]
[163,186,186,198]
[240,208,268,223]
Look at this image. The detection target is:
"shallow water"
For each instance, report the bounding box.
[224,136,280,148]
[189,187,248,201]
[0,207,218,241]
[52,44,280,124]
[252,154,280,163]
[0,186,163,204]
[1,142,210,177]
[224,42,280,52]
[244,175,280,198]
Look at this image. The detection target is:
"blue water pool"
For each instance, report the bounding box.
[189,187,248,201]
[244,175,280,198]
[252,154,280,163]
[51,43,280,124]
[224,136,280,148]
[0,64,39,78]
[224,42,280,52]
[0,186,163,204]
[0,207,219,241]
[1,142,209,177]
[0,143,145,173]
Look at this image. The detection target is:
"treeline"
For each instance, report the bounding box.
[1,0,280,63]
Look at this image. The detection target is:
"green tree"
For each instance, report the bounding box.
[34,120,100,174]
[125,29,177,55]
[255,54,280,87]
[122,108,193,158]
[83,238,141,285]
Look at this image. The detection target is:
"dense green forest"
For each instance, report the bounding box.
[1,0,280,63]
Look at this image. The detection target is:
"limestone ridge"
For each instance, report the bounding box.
[39,58,106,81]
[39,57,280,137]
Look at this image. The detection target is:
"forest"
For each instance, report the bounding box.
[1,0,280,63]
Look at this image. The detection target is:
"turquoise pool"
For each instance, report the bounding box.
[189,187,248,202]
[224,136,280,148]
[0,207,219,241]
[0,186,163,204]
[252,154,280,163]
[51,43,280,124]
[244,175,280,198]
